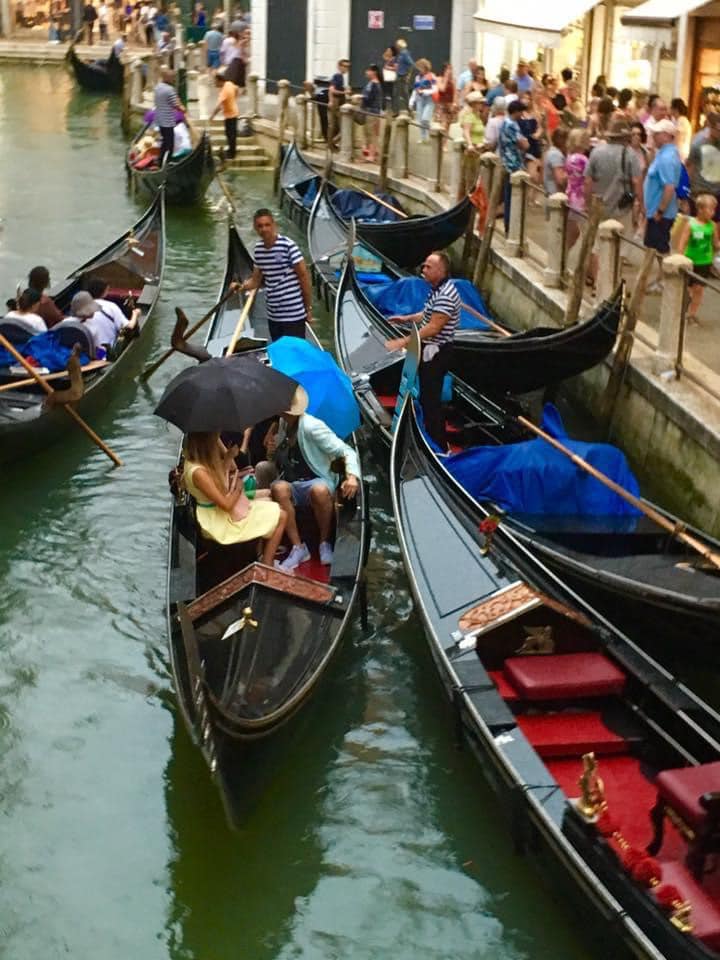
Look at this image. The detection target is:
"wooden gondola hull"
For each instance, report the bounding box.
[67,46,123,93]
[0,192,165,465]
[164,222,369,825]
[391,399,720,960]
[127,132,215,205]
[356,195,473,270]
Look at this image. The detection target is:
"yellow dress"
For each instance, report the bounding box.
[183,459,280,546]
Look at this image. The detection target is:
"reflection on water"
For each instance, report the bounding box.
[1,64,594,960]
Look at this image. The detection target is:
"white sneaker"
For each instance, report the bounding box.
[278,543,310,572]
[319,541,334,566]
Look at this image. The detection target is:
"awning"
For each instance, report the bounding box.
[621,0,706,27]
[473,0,598,47]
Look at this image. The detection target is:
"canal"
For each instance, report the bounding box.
[0,63,691,960]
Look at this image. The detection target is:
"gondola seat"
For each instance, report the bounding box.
[503,653,626,701]
[651,861,720,950]
[53,321,96,359]
[0,317,39,347]
[516,711,630,758]
[647,761,720,880]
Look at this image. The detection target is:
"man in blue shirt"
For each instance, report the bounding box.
[457,58,477,96]
[643,119,681,271]
[393,38,415,113]
[513,60,533,94]
[486,68,510,105]
[328,58,350,145]
[498,100,528,233]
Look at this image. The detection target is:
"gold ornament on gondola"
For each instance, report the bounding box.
[577,752,607,820]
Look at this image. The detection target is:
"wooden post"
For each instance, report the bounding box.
[655,253,692,375]
[472,166,504,289]
[339,102,354,162]
[378,111,393,191]
[294,93,307,145]
[129,58,143,106]
[429,122,444,193]
[563,195,603,327]
[543,193,568,288]
[395,111,409,180]
[121,60,131,134]
[277,79,290,139]
[599,247,655,426]
[506,170,530,257]
[448,140,464,200]
[596,218,623,303]
[247,73,259,116]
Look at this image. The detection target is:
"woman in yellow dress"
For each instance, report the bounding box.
[183,432,287,566]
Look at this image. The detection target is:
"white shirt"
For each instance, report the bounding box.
[98,3,108,22]
[173,122,191,153]
[4,310,46,333]
[86,297,127,350]
[485,114,505,148]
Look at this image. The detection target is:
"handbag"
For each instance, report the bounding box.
[382,67,397,83]
[618,147,634,209]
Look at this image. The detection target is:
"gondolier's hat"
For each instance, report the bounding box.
[284,385,309,416]
[607,119,631,140]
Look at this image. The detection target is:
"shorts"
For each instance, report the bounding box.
[290,477,328,508]
[207,49,220,68]
[644,217,674,254]
[268,318,306,342]
[688,261,712,286]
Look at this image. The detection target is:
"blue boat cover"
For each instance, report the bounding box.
[444,404,641,517]
[363,277,491,331]
[300,177,319,208]
[0,329,91,372]
[267,337,361,439]
[330,189,403,223]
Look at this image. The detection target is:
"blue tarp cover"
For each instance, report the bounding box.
[330,189,403,223]
[0,329,91,372]
[363,277,490,330]
[444,404,641,517]
[267,337,360,439]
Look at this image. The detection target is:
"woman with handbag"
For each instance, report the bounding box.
[359,64,383,162]
[412,59,437,144]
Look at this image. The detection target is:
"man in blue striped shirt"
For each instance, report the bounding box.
[154,68,185,166]
[385,251,460,451]
[241,209,313,341]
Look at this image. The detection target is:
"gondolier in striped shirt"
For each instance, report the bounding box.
[385,251,460,451]
[154,68,185,167]
[240,209,313,341]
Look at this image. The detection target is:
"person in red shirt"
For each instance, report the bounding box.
[28,265,63,329]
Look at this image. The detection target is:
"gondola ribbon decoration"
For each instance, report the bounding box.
[478,515,500,555]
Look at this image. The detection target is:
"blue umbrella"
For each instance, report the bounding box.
[267,338,361,439]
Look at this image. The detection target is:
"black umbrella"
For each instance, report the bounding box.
[154,355,299,433]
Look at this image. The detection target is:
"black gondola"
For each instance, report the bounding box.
[281,140,472,269]
[66,41,124,94]
[323,191,622,395]
[335,256,720,652]
[0,192,165,464]
[165,223,368,827]
[126,126,215,205]
[391,392,720,960]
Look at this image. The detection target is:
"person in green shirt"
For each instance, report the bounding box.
[674,193,720,323]
[459,90,486,152]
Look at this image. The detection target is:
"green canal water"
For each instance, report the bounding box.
[0,64,700,960]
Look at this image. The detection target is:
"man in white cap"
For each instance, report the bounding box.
[643,118,681,291]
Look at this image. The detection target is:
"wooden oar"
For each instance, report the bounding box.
[0,359,109,393]
[140,283,240,381]
[227,289,257,355]
[0,334,122,467]
[214,169,238,214]
[459,300,510,338]
[354,186,408,220]
[517,414,720,571]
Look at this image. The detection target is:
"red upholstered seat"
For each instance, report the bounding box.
[517,711,628,758]
[656,763,720,827]
[654,860,720,951]
[503,653,626,701]
[488,670,520,702]
[375,394,397,410]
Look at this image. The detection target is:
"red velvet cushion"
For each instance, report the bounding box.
[504,653,626,701]
[517,711,628,758]
[488,670,520,702]
[656,762,720,827]
[654,860,720,951]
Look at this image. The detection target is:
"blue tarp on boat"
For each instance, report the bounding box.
[362,277,490,331]
[444,404,641,517]
[330,189,404,223]
[0,329,91,372]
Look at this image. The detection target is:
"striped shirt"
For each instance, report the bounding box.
[154,82,180,128]
[253,235,307,323]
[422,279,461,345]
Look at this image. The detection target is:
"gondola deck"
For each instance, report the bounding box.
[126,127,215,205]
[165,223,368,826]
[391,395,720,960]
[0,191,165,464]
